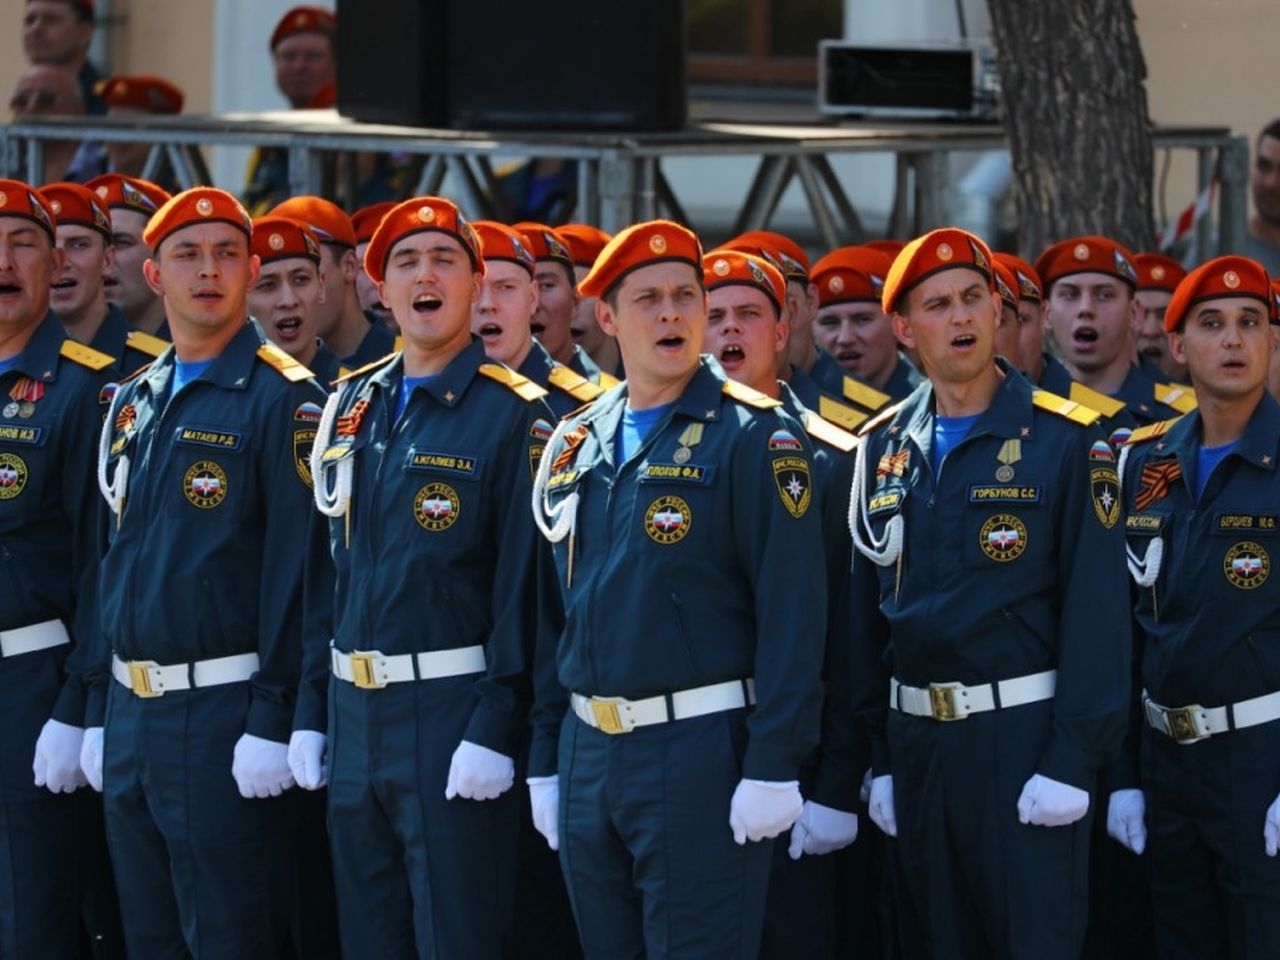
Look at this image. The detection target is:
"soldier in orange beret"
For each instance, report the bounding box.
[558,223,621,380]
[532,220,824,960]
[1133,252,1190,385]
[92,74,184,188]
[1117,256,1280,957]
[851,227,1131,960]
[84,174,170,337]
[351,201,395,329]
[993,252,1048,381]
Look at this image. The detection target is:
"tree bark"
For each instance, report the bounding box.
[986,0,1156,256]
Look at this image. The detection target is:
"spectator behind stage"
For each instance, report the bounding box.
[1247,118,1280,275]
[9,64,102,184]
[92,74,185,190]
[22,0,104,114]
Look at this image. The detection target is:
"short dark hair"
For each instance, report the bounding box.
[1259,118,1280,147]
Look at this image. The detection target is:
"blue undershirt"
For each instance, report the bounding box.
[396,374,438,422]
[0,356,18,377]
[617,402,673,463]
[171,358,214,396]
[931,413,981,475]
[1196,440,1239,499]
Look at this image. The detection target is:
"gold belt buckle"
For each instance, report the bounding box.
[929,683,962,721]
[590,697,628,734]
[128,661,161,698]
[1165,705,1204,742]
[348,651,385,690]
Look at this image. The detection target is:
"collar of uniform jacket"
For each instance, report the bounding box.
[12,312,70,384]
[581,355,731,432]
[1149,390,1280,474]
[139,319,258,398]
[894,357,1039,458]
[367,334,488,408]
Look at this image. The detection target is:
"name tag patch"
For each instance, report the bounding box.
[968,484,1042,503]
[177,426,243,451]
[868,491,902,515]
[0,425,42,445]
[1126,514,1165,533]
[406,451,478,476]
[641,463,711,484]
[1216,513,1279,533]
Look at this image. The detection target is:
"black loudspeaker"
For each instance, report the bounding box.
[336,0,686,131]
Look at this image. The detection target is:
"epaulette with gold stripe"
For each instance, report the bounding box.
[125,329,169,358]
[478,363,549,402]
[1155,382,1197,414]
[803,410,857,453]
[334,351,398,384]
[547,364,606,403]
[856,399,907,438]
[393,335,403,352]
[598,371,622,389]
[817,394,868,432]
[59,340,115,371]
[1067,381,1126,418]
[1125,417,1181,445]
[841,375,892,413]
[1032,389,1102,427]
[722,379,781,409]
[256,343,315,382]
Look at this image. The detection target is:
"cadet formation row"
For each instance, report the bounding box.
[0,170,1274,960]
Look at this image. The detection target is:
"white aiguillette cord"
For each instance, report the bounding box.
[531,416,579,545]
[848,436,903,569]
[311,383,353,520]
[96,386,130,522]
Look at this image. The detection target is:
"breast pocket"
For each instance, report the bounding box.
[0,419,50,510]
[403,449,485,538]
[171,423,252,517]
[964,500,1050,569]
[635,462,716,552]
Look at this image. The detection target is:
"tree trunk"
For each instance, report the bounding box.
[986,0,1156,256]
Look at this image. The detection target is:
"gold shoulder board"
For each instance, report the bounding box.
[334,351,397,384]
[817,394,868,432]
[1032,389,1103,426]
[856,399,906,438]
[256,343,314,382]
[1155,382,1197,414]
[722,379,781,409]
[547,364,605,403]
[59,340,115,371]
[841,375,892,413]
[597,371,622,389]
[478,363,550,402]
[1126,417,1181,445]
[804,410,857,452]
[124,330,169,358]
[1066,382,1126,418]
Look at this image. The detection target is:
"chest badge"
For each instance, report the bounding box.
[414,481,460,532]
[1091,466,1121,529]
[773,456,812,519]
[183,460,228,509]
[674,422,704,464]
[645,494,691,544]
[0,452,28,499]
[980,514,1027,562]
[1224,541,1269,590]
[995,438,1021,482]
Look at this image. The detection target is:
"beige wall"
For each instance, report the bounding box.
[0,0,214,115]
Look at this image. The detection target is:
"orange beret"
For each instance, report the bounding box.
[38,182,110,241]
[351,202,395,245]
[992,259,1020,312]
[882,228,994,314]
[268,196,355,248]
[722,229,810,283]
[556,223,612,269]
[473,220,536,276]
[702,249,786,315]
[811,246,893,307]
[0,180,56,240]
[578,219,703,300]
[28,0,93,16]
[271,6,335,50]
[85,174,170,216]
[142,187,251,251]
[864,239,907,258]
[363,196,484,285]
[1035,235,1138,292]
[993,252,1043,303]
[1271,279,1280,321]
[308,81,336,109]
[1133,253,1187,293]
[250,215,321,265]
[1164,256,1272,333]
[95,75,184,114]
[512,222,574,272]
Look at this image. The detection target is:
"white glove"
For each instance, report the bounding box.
[528,775,560,851]
[445,740,515,801]
[1265,793,1280,857]
[1106,789,1147,854]
[788,800,859,858]
[729,779,803,844]
[80,726,104,792]
[868,775,897,837]
[287,730,328,790]
[860,767,873,805]
[33,719,87,794]
[1017,773,1090,827]
[231,733,295,799]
